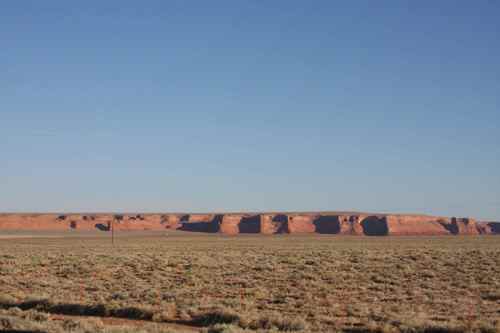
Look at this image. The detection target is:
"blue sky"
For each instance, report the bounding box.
[1,1,499,219]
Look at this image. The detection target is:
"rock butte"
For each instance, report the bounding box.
[0,213,498,236]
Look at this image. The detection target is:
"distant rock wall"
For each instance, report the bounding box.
[488,222,500,234]
[383,215,450,236]
[288,215,316,233]
[0,212,498,236]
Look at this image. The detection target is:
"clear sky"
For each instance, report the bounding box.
[1,1,499,219]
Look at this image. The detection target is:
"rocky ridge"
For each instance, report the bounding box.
[0,212,498,236]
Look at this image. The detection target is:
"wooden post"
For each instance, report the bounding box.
[111,218,114,246]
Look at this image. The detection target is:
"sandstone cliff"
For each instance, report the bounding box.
[0,212,498,236]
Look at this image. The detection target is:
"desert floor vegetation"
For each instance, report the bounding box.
[0,232,499,332]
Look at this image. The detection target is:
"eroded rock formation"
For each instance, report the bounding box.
[0,212,498,236]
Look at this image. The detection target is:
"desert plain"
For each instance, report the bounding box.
[0,212,499,333]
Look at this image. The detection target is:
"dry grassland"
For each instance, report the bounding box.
[0,233,499,332]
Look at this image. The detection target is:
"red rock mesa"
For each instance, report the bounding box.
[0,212,498,236]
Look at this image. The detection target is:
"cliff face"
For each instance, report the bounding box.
[0,213,498,236]
[287,215,316,233]
[384,215,451,236]
[488,222,500,234]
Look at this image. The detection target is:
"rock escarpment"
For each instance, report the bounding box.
[0,212,498,236]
